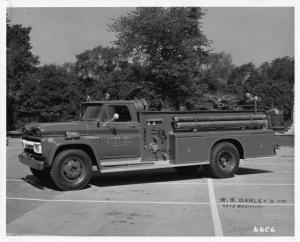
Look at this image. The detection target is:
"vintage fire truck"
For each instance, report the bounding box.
[19,99,276,190]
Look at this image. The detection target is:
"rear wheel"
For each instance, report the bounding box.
[50,149,93,191]
[30,167,50,180]
[208,142,240,178]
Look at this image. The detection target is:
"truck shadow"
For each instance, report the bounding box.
[236,167,273,175]
[21,176,59,190]
[90,167,272,187]
[90,168,204,187]
[21,175,91,191]
[21,167,272,190]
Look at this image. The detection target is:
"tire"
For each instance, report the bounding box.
[208,142,240,178]
[174,165,200,174]
[50,149,93,191]
[30,167,50,180]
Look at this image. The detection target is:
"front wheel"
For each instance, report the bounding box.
[50,149,93,191]
[208,142,240,178]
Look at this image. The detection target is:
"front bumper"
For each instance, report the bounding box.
[18,152,44,170]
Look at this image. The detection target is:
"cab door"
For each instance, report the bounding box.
[100,104,140,159]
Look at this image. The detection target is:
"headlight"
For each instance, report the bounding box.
[22,139,43,154]
[33,143,42,154]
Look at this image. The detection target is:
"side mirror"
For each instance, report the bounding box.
[103,113,119,127]
[113,113,119,120]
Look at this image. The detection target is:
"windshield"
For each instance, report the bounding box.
[81,104,107,121]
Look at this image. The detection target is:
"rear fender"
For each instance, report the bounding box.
[209,138,245,160]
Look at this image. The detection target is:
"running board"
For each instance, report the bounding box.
[101,157,142,167]
[242,156,274,162]
[100,160,209,173]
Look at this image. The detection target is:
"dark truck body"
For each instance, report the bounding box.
[19,100,275,190]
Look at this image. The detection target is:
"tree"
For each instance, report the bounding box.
[17,64,79,124]
[74,44,160,107]
[226,63,257,97]
[204,52,234,83]
[200,52,234,93]
[109,7,209,109]
[75,45,121,79]
[7,22,39,90]
[74,45,127,100]
[244,57,294,121]
[7,19,39,130]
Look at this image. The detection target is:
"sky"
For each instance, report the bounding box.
[7,7,294,66]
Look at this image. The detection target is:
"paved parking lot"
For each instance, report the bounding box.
[6,137,294,236]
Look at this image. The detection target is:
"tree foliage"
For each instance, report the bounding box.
[244,56,294,119]
[17,64,80,124]
[7,19,39,130]
[6,9,294,130]
[201,52,235,93]
[109,7,209,108]
[7,22,39,86]
[74,45,150,102]
[75,45,121,79]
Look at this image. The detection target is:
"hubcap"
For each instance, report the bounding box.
[61,157,85,182]
[218,151,235,171]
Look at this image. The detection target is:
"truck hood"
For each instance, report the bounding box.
[23,121,89,137]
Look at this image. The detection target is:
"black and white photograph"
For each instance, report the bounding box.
[4,1,296,238]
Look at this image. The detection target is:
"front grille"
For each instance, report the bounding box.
[24,147,34,153]
[23,147,44,160]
